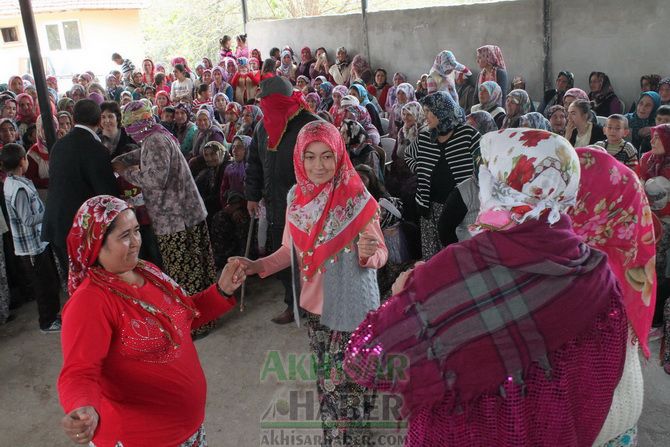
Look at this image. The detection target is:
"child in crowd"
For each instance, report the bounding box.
[110,69,122,85]
[111,53,135,86]
[595,114,639,170]
[195,141,229,222]
[210,135,250,269]
[223,103,242,143]
[1,144,61,332]
[159,106,176,134]
[219,35,234,60]
[657,105,670,125]
[192,84,212,110]
[154,73,170,94]
[22,125,37,149]
[235,34,249,59]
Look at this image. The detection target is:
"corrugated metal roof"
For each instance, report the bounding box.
[0,0,146,17]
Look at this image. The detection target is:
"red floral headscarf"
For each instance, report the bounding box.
[66,195,200,346]
[570,148,657,357]
[473,128,580,232]
[67,195,131,294]
[288,121,378,280]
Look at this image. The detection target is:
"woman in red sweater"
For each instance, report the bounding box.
[58,195,245,446]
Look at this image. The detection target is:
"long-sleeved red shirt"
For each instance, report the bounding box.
[639,151,670,217]
[58,277,236,447]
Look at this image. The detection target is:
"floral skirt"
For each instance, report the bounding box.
[156,221,217,295]
[306,313,376,446]
[420,202,444,260]
[157,222,217,336]
[89,424,207,447]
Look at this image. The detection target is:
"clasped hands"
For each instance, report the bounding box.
[218,258,248,296]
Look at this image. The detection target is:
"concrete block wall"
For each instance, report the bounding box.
[247,0,669,108]
[365,0,544,98]
[551,0,668,108]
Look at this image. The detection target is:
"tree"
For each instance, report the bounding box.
[140,0,243,67]
[246,0,360,21]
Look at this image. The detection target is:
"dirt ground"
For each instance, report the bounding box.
[0,278,668,446]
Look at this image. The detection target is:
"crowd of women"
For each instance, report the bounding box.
[0,32,668,446]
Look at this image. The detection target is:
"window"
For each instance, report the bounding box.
[46,24,61,50]
[45,21,82,51]
[1,27,18,43]
[62,21,81,49]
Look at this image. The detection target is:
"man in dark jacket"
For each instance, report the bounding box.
[246,76,321,324]
[42,99,119,272]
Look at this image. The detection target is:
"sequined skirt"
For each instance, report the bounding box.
[89,424,207,447]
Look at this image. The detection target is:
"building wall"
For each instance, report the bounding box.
[0,9,144,85]
[247,13,365,70]
[365,0,544,98]
[551,0,668,109]
[248,0,669,109]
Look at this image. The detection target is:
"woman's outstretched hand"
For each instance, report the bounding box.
[61,406,99,445]
[218,258,247,296]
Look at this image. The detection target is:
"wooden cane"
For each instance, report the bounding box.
[240,216,255,312]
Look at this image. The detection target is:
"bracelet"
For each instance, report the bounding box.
[216,283,233,298]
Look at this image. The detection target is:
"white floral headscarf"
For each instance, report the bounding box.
[473,128,580,232]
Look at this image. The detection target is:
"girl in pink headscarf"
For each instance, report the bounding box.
[234,34,249,59]
[329,85,350,128]
[476,45,508,98]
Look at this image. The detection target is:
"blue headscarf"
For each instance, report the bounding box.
[420,91,465,141]
[319,81,334,98]
[351,83,370,107]
[625,91,661,149]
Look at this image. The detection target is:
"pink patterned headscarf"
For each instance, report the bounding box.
[477,45,506,69]
[570,148,657,357]
[563,88,589,102]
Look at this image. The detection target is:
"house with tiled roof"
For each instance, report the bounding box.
[0,0,147,85]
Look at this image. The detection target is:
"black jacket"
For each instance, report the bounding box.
[245,110,321,225]
[569,123,606,146]
[42,127,119,249]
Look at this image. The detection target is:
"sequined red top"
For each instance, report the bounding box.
[58,278,236,447]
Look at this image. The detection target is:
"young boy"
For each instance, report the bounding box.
[595,114,638,170]
[1,144,61,332]
[111,53,135,86]
[656,105,670,125]
[159,106,176,133]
